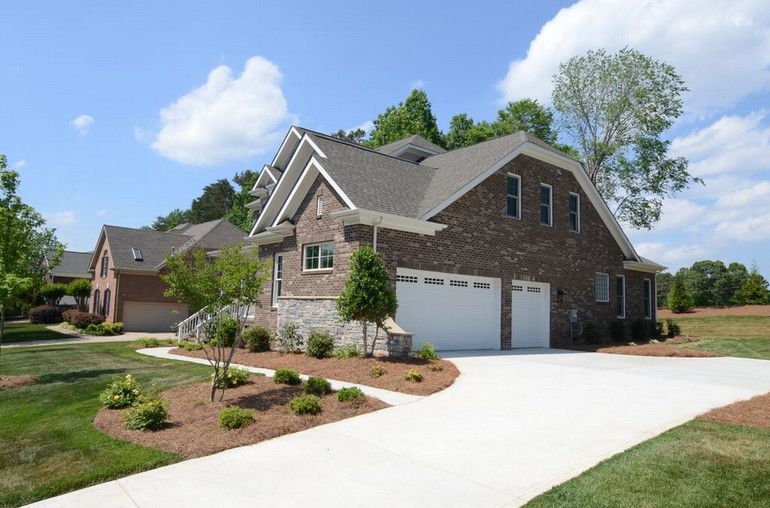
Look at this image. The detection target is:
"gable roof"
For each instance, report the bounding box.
[49,250,92,278]
[91,219,245,273]
[251,126,645,264]
[375,134,446,156]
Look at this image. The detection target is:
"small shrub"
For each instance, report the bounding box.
[211,314,239,348]
[666,319,681,338]
[289,394,322,415]
[428,363,443,372]
[124,398,168,431]
[306,330,335,358]
[629,319,650,341]
[28,305,64,324]
[213,367,251,388]
[581,322,601,345]
[337,386,364,402]
[276,323,304,353]
[84,322,124,336]
[274,368,301,385]
[652,320,665,340]
[218,407,255,429]
[62,309,103,328]
[333,344,360,359]
[370,364,386,378]
[179,340,204,351]
[608,320,626,342]
[404,369,423,383]
[416,342,440,361]
[136,337,162,348]
[304,376,332,396]
[243,326,272,352]
[99,374,142,408]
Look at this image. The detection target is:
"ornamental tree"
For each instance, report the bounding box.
[336,246,397,357]
[39,282,67,306]
[162,244,271,401]
[67,278,93,311]
[667,273,693,314]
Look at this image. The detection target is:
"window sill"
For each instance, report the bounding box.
[302,269,333,275]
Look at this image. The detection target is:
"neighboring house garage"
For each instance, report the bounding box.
[395,268,501,351]
[123,302,189,333]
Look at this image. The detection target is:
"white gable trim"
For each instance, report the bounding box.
[271,156,354,227]
[391,143,441,158]
[623,260,666,273]
[270,126,303,168]
[420,141,641,262]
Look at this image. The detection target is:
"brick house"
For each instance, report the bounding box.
[46,250,93,306]
[88,219,245,332]
[245,127,664,351]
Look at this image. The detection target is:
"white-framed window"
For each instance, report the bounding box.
[569,192,580,233]
[303,242,334,271]
[596,273,609,302]
[506,173,521,219]
[616,275,626,318]
[540,183,552,226]
[643,278,652,319]
[316,195,324,217]
[272,254,283,307]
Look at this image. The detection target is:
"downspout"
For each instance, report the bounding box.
[372,218,383,252]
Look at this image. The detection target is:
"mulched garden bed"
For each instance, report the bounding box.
[563,336,721,358]
[94,375,388,458]
[0,375,37,390]
[171,348,459,396]
[700,392,770,429]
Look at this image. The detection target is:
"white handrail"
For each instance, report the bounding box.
[176,302,251,341]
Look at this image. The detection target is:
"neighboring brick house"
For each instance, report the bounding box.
[46,250,93,306]
[88,219,245,332]
[245,126,664,351]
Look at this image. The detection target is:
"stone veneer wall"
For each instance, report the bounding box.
[276,297,410,355]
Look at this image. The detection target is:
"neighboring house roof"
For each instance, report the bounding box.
[89,219,246,274]
[250,126,657,268]
[49,250,93,279]
[375,134,446,156]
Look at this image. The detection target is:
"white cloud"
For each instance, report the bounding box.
[10,159,26,169]
[71,114,94,134]
[150,56,291,166]
[410,79,426,90]
[498,0,770,114]
[96,209,108,217]
[636,242,708,268]
[351,120,374,134]
[44,210,76,226]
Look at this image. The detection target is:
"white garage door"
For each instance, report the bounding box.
[395,268,501,351]
[123,302,189,333]
[511,280,550,348]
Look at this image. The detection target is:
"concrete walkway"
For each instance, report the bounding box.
[139,347,421,406]
[28,349,770,508]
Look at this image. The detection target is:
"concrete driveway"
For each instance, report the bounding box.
[30,349,770,507]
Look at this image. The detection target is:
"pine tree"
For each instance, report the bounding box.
[667,273,693,313]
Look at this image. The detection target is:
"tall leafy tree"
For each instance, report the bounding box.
[151,208,190,231]
[552,47,698,229]
[226,170,258,231]
[737,265,770,305]
[444,114,495,150]
[188,179,235,223]
[492,99,557,143]
[0,154,63,352]
[331,128,367,144]
[367,89,444,148]
[656,272,674,308]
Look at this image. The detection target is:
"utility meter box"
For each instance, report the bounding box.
[568,309,578,323]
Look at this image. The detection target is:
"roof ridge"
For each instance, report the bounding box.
[296,127,432,167]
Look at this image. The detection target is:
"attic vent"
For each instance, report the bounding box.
[132,248,144,261]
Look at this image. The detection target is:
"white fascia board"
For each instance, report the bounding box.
[270,126,303,168]
[249,165,277,195]
[331,208,447,236]
[623,260,667,273]
[245,200,262,210]
[420,141,640,262]
[248,187,269,198]
[250,223,295,246]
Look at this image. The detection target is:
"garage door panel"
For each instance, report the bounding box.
[396,268,500,351]
[511,281,550,348]
[123,302,189,333]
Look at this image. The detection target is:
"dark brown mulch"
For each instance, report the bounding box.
[94,376,388,459]
[700,392,770,429]
[0,375,37,391]
[563,336,721,358]
[658,305,770,318]
[171,348,459,396]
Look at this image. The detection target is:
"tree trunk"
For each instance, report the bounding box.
[361,321,369,357]
[370,326,380,356]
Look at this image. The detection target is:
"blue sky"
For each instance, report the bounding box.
[3,1,770,276]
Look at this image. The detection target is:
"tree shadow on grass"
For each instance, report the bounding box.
[38,368,127,384]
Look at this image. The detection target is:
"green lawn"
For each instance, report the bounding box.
[0,342,210,507]
[669,316,770,360]
[526,419,770,508]
[1,322,73,343]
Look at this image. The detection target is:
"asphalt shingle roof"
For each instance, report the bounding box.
[375,134,446,156]
[49,251,92,278]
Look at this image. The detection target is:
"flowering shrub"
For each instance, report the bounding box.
[124,398,168,431]
[212,367,251,388]
[99,374,142,408]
